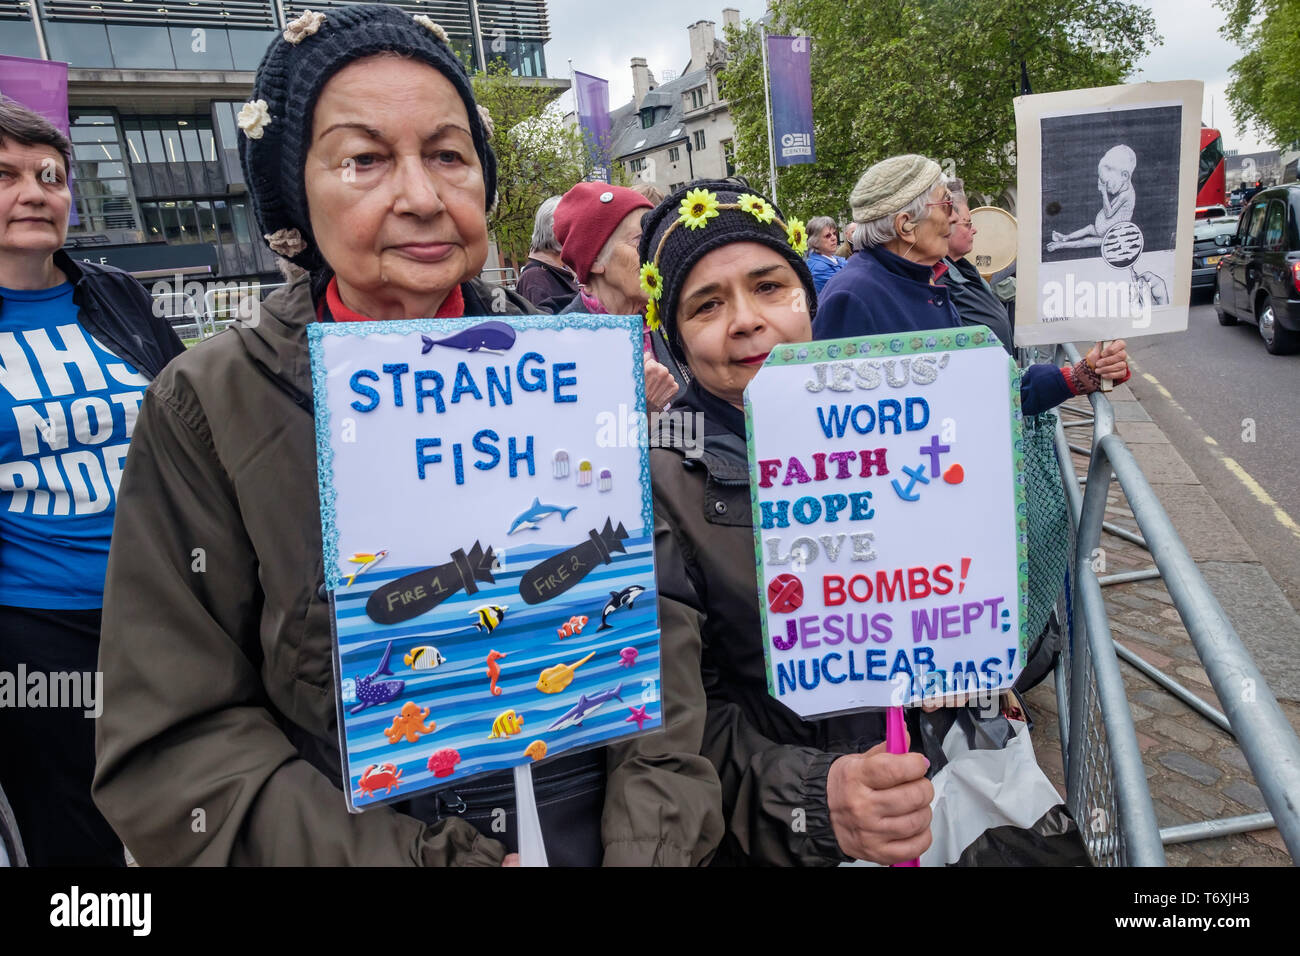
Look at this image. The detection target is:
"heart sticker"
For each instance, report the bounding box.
[943,463,965,484]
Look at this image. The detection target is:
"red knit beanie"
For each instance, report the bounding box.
[553,183,653,285]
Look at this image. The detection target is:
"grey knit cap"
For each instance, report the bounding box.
[849,154,943,223]
[238,3,497,273]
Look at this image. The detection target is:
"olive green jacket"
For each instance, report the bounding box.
[93,273,722,866]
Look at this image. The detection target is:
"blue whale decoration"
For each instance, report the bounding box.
[420,321,517,354]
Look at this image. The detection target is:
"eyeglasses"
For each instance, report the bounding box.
[955,219,973,228]
[925,196,955,215]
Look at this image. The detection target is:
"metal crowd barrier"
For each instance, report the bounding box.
[1036,342,1300,866]
[149,290,204,341]
[149,281,288,343]
[200,282,285,339]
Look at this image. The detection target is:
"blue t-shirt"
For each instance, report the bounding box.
[0,282,150,608]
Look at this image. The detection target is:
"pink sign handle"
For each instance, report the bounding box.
[887,705,920,867]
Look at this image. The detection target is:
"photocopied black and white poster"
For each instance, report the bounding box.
[1013,81,1203,347]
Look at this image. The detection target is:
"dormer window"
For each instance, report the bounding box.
[687,87,705,110]
[640,108,655,129]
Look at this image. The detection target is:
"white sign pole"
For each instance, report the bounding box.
[513,764,549,866]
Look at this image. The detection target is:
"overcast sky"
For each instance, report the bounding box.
[544,0,1271,153]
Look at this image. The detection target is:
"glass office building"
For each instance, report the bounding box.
[0,1,555,281]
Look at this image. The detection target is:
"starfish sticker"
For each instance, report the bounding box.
[625,705,651,731]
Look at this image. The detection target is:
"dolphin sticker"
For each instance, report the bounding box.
[508,497,577,535]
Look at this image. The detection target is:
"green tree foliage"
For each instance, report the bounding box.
[1218,0,1300,147]
[472,62,587,269]
[720,0,1159,222]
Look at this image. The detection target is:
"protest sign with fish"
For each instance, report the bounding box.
[308,315,662,832]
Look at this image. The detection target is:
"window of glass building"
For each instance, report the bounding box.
[139,197,276,277]
[484,39,546,78]
[228,28,279,70]
[170,25,235,71]
[119,109,275,276]
[45,24,278,72]
[106,23,176,69]
[211,102,245,187]
[66,112,141,240]
[42,21,115,68]
[0,13,42,59]
[121,115,222,197]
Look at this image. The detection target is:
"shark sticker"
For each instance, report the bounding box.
[548,683,625,730]
[349,641,405,715]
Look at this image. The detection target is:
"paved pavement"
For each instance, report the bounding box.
[1024,381,1300,867]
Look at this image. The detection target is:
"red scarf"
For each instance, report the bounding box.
[320,276,465,321]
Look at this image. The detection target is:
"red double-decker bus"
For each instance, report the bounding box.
[1198,127,1226,208]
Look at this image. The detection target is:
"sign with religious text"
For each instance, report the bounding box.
[745,329,1028,717]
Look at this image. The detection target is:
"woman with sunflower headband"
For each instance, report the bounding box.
[640,180,934,866]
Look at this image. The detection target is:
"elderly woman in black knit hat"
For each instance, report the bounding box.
[641,181,933,866]
[92,4,722,867]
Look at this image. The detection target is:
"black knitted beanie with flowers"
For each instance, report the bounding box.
[637,179,818,367]
[238,3,497,274]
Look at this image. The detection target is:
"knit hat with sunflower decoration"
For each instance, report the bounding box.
[637,178,817,366]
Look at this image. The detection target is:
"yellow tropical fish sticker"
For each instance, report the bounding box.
[489,709,525,739]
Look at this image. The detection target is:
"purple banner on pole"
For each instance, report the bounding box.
[574,70,612,183]
[766,35,815,167]
[0,55,79,225]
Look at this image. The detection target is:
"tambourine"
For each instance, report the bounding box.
[965,205,1017,279]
